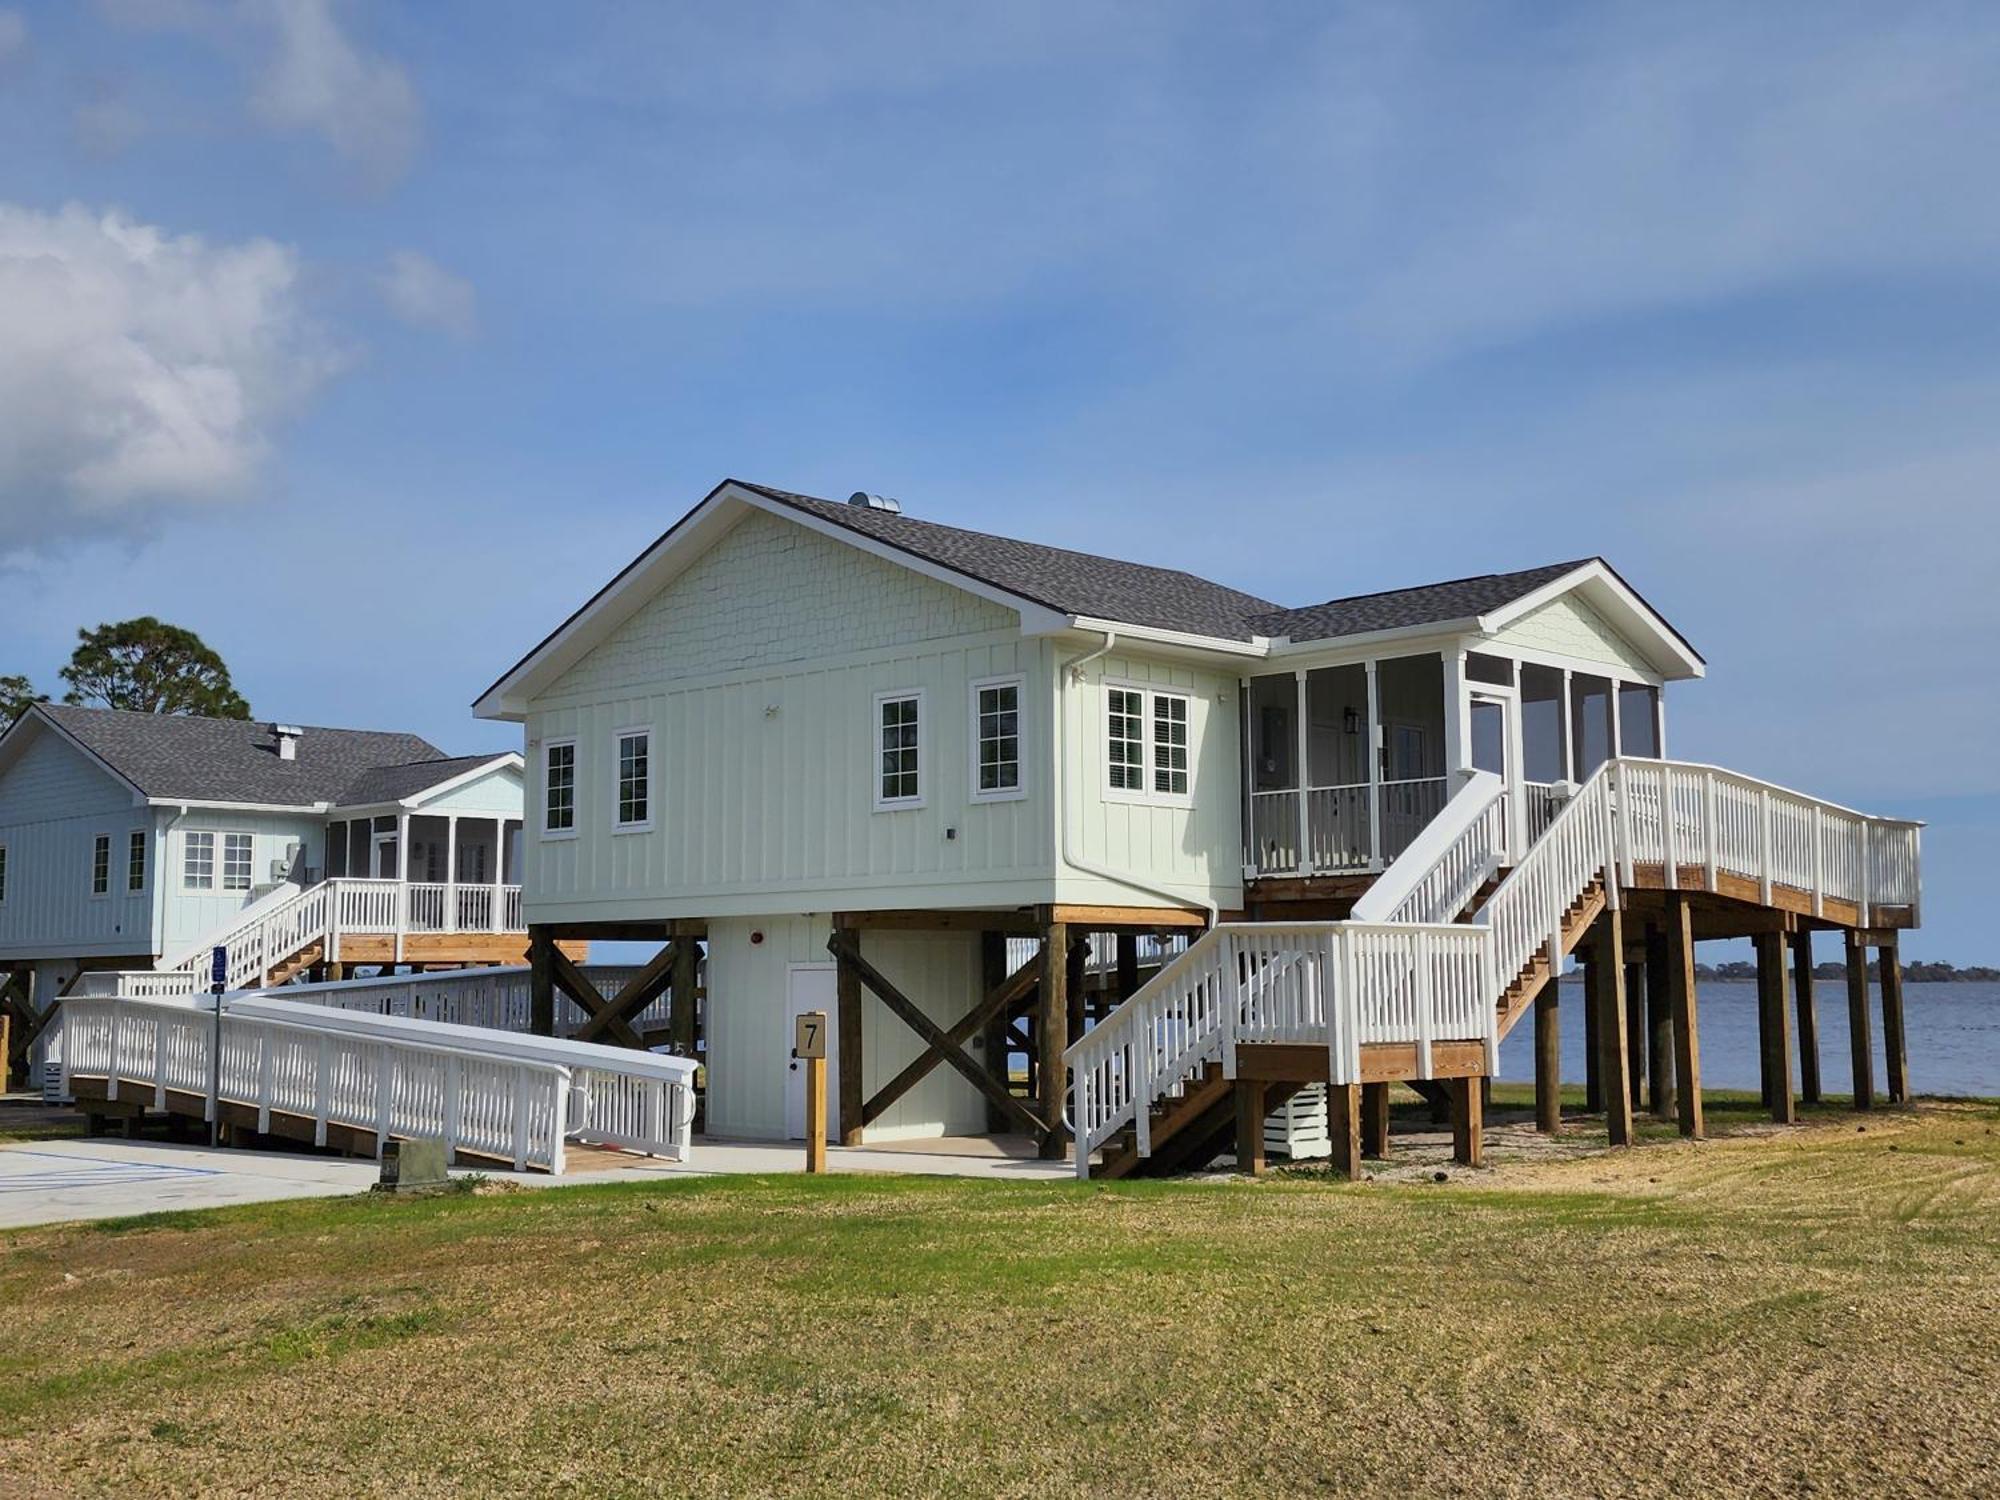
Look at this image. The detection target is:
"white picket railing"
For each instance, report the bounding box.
[1068,755,1922,1175]
[61,995,575,1172]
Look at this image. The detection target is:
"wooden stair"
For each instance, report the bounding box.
[262,940,325,990]
[1492,879,1606,1042]
[1091,1064,1307,1179]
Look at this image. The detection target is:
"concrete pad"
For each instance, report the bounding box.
[540,1133,1075,1188]
[0,1139,379,1230]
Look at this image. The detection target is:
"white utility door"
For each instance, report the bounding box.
[785,963,840,1141]
[1468,688,1524,859]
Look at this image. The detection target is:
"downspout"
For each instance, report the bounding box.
[154,803,190,969]
[1056,629,1222,926]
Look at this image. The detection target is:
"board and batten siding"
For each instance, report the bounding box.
[1490,594,1656,678]
[0,728,153,960]
[522,510,1057,922]
[157,812,324,954]
[703,913,983,1141]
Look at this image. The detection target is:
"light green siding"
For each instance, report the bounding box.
[0,726,153,960]
[1490,594,1655,677]
[414,763,524,816]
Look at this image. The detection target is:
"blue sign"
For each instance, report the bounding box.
[210,946,228,988]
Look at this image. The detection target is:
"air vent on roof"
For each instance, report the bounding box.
[848,492,903,514]
[272,723,304,761]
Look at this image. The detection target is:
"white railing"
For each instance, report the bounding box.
[1350,771,1505,925]
[1071,755,1921,1175]
[61,995,574,1172]
[1247,776,1449,876]
[266,966,666,1041]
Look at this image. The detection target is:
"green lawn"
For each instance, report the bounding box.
[2,1098,1997,1496]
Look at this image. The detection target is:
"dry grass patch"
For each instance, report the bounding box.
[2,1101,1997,1497]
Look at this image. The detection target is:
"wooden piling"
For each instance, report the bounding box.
[527,930,555,1037]
[1879,934,1908,1105]
[1624,959,1646,1110]
[1449,1076,1483,1167]
[1582,951,1603,1113]
[1645,924,1675,1121]
[1845,928,1873,1111]
[1754,930,1796,1124]
[836,948,865,1145]
[1234,1079,1268,1177]
[1666,895,1703,1139]
[1791,929,1821,1105]
[1534,983,1561,1135]
[1591,909,1633,1147]
[1330,1081,1363,1180]
[1361,1081,1390,1159]
[1037,915,1070,1159]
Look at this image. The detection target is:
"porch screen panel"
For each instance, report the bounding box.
[1246,675,1297,790]
[1570,674,1613,778]
[1521,665,1565,782]
[1305,665,1370,870]
[1618,683,1660,758]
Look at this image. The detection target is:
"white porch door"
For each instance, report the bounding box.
[785,963,840,1141]
[372,834,398,879]
[1468,689,1525,859]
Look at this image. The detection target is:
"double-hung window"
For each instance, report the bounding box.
[184,832,216,890]
[91,834,111,896]
[128,830,147,893]
[1107,685,1194,803]
[543,739,577,836]
[970,676,1024,801]
[874,690,924,809]
[222,833,253,892]
[615,729,651,831]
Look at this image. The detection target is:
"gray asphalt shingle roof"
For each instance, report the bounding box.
[30,704,498,809]
[1247,560,1595,643]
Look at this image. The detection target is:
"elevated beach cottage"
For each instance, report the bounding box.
[0,706,528,1086]
[476,480,1921,1174]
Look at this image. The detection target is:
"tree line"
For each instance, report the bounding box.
[2,618,250,726]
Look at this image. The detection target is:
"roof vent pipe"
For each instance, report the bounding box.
[272,724,304,762]
[847,492,903,514]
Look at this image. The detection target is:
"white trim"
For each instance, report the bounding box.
[1461,636,1667,689]
[967,674,1027,804]
[612,725,655,833]
[1049,616,1269,659]
[872,688,927,811]
[397,752,526,811]
[540,737,579,840]
[1102,679,1194,808]
[221,831,255,893]
[89,831,113,899]
[1476,560,1706,680]
[182,830,217,892]
[126,828,147,895]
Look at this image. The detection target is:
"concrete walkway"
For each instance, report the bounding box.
[0,1130,1072,1231]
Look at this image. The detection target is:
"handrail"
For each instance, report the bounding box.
[1349,771,1504,924]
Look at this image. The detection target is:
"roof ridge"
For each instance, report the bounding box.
[1267,557,1598,616]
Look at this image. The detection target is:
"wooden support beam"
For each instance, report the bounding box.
[1754,930,1796,1124]
[670,936,700,1057]
[527,929,556,1037]
[1879,933,1909,1105]
[1049,903,1207,929]
[1591,909,1633,1147]
[1581,950,1602,1113]
[574,939,678,1046]
[547,941,642,1049]
[1115,932,1140,1003]
[1449,1075,1483,1167]
[861,949,1039,1127]
[1645,923,1675,1121]
[979,933,1012,1134]
[1791,929,1821,1105]
[1234,1079,1268,1176]
[1623,959,1647,1111]
[827,931,1045,1140]
[1361,1081,1390,1159]
[1065,934,1087,1043]
[1534,984,1561,1135]
[1845,928,1874,1111]
[836,945,865,1145]
[1036,916,1070,1158]
[1329,1081,1363,1180]
[1666,895,1704,1139]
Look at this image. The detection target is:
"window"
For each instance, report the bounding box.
[91,834,111,896]
[1107,688,1145,791]
[1108,686,1193,803]
[971,677,1024,801]
[1152,693,1190,796]
[875,691,923,808]
[543,739,576,836]
[223,833,254,892]
[128,830,147,893]
[615,729,651,830]
[184,831,215,890]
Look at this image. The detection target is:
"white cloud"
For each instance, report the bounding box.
[0,202,340,549]
[377,249,476,339]
[0,9,27,65]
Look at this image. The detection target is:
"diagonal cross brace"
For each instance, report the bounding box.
[548,942,644,1049]
[573,940,681,1047]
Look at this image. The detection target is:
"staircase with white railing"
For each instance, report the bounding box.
[1066,757,1922,1178]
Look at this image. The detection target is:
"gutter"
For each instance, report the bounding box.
[1055,630,1221,926]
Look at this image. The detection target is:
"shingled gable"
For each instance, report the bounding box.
[476,479,1701,718]
[2,704,512,811]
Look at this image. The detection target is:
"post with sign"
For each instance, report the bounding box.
[793,1009,828,1173]
[208,945,227,1147]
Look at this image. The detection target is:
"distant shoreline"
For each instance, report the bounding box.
[1692,961,1998,984]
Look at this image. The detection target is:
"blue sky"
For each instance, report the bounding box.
[0,2,1995,959]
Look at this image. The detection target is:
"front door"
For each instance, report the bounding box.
[785,963,841,1141]
[1468,689,1524,859]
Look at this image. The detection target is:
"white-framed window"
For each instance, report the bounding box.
[970,675,1025,802]
[128,830,147,893]
[90,834,111,897]
[874,689,924,809]
[1106,684,1194,805]
[543,738,577,837]
[222,833,254,892]
[184,831,216,890]
[614,728,652,831]
[0,842,7,904]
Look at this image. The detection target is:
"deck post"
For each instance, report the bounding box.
[836,940,865,1145]
[1066,933,1088,1044]
[1878,933,1908,1105]
[445,813,458,933]
[1234,1079,1268,1177]
[1645,923,1675,1121]
[1582,946,1603,1113]
[1449,1075,1483,1167]
[1036,914,1070,1159]
[1791,929,1821,1105]
[1329,1081,1363,1179]
[1533,983,1561,1134]
[670,936,699,1059]
[1364,659,1382,869]
[979,933,1012,1133]
[1591,910,1633,1146]
[527,929,555,1037]
[1623,959,1646,1110]
[1361,1081,1390,1158]
[1845,928,1874,1111]
[1115,932,1140,1002]
[1754,930,1796,1124]
[1666,895,1703,1139]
